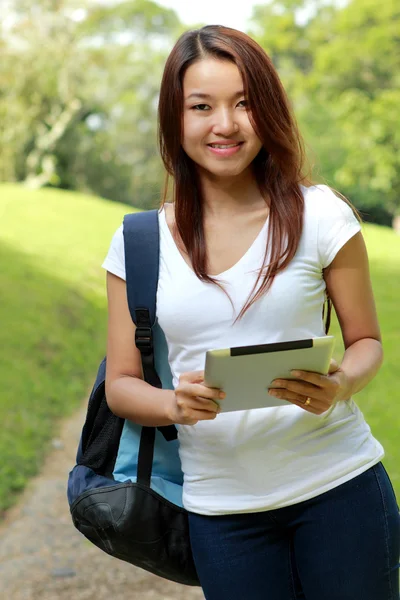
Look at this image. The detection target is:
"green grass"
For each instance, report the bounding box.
[330,223,400,495]
[0,183,131,514]
[0,183,399,515]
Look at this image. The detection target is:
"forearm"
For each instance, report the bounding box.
[338,338,383,401]
[106,376,175,427]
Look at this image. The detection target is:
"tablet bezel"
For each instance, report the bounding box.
[204,336,335,412]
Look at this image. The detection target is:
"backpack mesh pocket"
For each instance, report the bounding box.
[79,360,124,476]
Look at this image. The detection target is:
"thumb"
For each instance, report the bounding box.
[186,370,205,383]
[328,358,340,374]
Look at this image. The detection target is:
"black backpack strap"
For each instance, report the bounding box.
[123,210,177,487]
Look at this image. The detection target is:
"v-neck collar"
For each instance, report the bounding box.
[159,207,269,279]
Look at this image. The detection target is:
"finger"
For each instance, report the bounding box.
[271,379,324,400]
[268,389,323,413]
[328,359,340,374]
[286,397,328,415]
[192,396,221,412]
[181,370,205,384]
[176,397,220,421]
[179,393,220,413]
[188,408,219,421]
[289,370,327,387]
[189,383,225,402]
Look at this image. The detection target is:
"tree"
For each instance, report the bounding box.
[0,0,183,208]
[310,0,400,216]
[248,0,400,220]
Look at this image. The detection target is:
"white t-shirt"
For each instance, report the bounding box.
[102,184,384,515]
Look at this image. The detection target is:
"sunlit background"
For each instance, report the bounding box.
[0,1,399,598]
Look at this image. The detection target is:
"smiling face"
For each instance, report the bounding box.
[182,58,263,181]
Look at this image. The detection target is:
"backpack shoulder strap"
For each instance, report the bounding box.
[123,209,159,330]
[122,210,177,462]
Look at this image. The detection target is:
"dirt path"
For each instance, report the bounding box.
[0,403,205,600]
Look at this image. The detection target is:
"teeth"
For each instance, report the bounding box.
[210,143,240,149]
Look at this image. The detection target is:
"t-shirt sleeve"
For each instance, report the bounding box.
[101,224,126,280]
[316,185,362,269]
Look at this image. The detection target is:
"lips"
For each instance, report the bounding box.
[207,142,244,148]
[207,143,244,157]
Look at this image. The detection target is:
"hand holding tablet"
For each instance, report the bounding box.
[204,336,335,413]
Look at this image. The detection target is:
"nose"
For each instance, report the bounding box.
[211,108,238,136]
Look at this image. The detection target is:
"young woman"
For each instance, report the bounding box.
[102,25,399,600]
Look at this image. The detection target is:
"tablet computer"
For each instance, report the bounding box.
[204,336,335,412]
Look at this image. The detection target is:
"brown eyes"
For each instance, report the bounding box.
[190,100,248,111]
[191,104,210,111]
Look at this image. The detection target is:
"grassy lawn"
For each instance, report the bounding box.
[330,222,400,494]
[0,183,130,514]
[0,182,399,514]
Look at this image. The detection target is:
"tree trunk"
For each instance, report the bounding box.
[392,215,400,234]
[24,98,83,189]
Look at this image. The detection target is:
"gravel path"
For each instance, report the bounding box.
[0,402,205,600]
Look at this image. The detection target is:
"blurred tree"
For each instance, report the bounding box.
[249,0,314,80]
[249,0,400,221]
[2,0,398,218]
[0,0,183,208]
[311,0,400,217]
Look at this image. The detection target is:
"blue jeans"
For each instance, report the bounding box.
[188,462,400,600]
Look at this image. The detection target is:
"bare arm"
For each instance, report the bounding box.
[323,230,383,400]
[268,231,383,413]
[104,271,176,426]
[105,272,221,426]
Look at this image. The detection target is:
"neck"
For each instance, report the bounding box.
[199,168,267,219]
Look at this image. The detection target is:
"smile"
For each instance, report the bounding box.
[207,142,244,157]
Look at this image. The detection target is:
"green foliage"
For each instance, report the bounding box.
[0,0,182,208]
[249,0,400,218]
[80,0,180,39]
[0,183,128,513]
[2,0,399,219]
[310,0,400,213]
[329,222,400,494]
[0,243,105,509]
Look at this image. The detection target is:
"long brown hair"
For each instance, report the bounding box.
[158,25,332,328]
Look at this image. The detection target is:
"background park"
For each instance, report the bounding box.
[0,0,399,597]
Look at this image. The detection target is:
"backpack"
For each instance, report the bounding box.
[67,209,199,586]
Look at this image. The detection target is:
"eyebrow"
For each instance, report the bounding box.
[186,90,245,101]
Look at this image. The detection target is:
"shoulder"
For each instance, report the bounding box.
[110,223,124,249]
[300,184,361,269]
[301,184,355,220]
[102,224,126,280]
